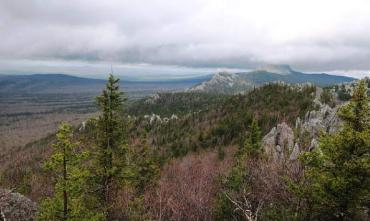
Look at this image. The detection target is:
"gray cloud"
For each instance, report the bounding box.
[1,0,370,77]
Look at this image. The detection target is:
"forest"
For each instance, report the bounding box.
[0,75,369,221]
[2,1,370,220]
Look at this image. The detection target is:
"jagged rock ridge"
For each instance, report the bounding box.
[262,87,342,163]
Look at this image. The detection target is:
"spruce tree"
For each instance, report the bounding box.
[38,123,102,221]
[296,80,370,220]
[94,74,127,219]
[215,118,262,220]
[240,118,262,158]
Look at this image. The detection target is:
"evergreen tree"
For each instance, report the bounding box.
[93,74,127,219]
[295,80,370,220]
[215,118,262,220]
[38,123,102,221]
[240,118,262,158]
[131,145,160,194]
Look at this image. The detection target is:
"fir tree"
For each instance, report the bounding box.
[38,123,102,221]
[296,80,370,220]
[215,118,262,220]
[240,118,262,158]
[93,74,127,219]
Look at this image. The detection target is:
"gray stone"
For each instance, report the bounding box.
[0,188,37,221]
[289,143,301,161]
[262,122,295,163]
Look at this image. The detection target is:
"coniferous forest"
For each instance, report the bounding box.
[1,2,370,220]
[1,74,367,220]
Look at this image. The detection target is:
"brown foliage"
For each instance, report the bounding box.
[145,148,236,221]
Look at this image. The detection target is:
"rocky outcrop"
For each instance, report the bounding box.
[263,87,343,163]
[296,100,341,137]
[187,72,252,94]
[0,189,37,221]
[144,93,161,104]
[262,122,295,163]
[144,113,179,124]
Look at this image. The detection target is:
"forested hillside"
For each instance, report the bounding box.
[2,1,370,220]
[0,75,369,221]
[125,83,316,160]
[127,92,229,117]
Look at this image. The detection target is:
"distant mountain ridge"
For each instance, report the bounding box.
[187,65,356,94]
[0,73,211,98]
[0,74,105,94]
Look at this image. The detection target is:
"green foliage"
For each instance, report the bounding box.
[131,146,161,193]
[214,119,263,220]
[211,83,315,145]
[91,74,129,218]
[337,84,352,101]
[293,80,370,220]
[86,74,162,219]
[127,83,316,162]
[258,205,298,221]
[127,92,229,117]
[214,156,255,221]
[338,81,369,131]
[126,196,152,221]
[320,88,336,107]
[240,118,262,158]
[214,193,238,221]
[38,123,103,221]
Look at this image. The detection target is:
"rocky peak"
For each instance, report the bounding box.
[208,72,236,84]
[186,71,248,93]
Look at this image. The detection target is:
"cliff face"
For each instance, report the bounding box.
[262,87,342,164]
[0,189,37,221]
[263,122,295,164]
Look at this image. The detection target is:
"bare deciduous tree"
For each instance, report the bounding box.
[224,189,263,221]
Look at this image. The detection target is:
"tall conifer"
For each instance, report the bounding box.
[94,74,126,219]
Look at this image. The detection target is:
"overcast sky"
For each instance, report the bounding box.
[1,0,370,79]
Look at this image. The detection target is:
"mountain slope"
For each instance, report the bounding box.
[0,74,105,94]
[188,65,355,94]
[127,92,229,117]
[125,83,317,159]
[0,73,211,98]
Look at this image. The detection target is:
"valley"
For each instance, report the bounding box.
[0,74,209,154]
[0,69,368,220]
[2,2,370,220]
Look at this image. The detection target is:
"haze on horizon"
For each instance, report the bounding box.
[1,0,370,79]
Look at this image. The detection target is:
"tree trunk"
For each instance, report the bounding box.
[63,148,68,221]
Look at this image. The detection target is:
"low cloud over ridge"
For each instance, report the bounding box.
[1,0,370,77]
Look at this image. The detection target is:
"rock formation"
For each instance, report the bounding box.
[262,122,295,163]
[0,188,37,221]
[262,87,343,163]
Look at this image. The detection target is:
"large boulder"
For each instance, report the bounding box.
[0,189,37,221]
[262,122,295,163]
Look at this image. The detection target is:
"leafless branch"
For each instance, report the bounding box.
[224,189,263,221]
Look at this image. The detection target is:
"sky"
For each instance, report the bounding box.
[1,0,370,79]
